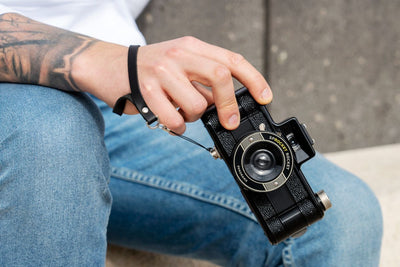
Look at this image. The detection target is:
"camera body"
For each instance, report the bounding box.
[201,87,331,244]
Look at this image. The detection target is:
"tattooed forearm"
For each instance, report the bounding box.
[0,13,98,92]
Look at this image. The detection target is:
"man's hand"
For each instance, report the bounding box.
[131,37,272,134]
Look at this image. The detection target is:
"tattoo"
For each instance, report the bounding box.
[0,13,97,91]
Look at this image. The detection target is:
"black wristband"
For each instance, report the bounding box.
[113,45,158,125]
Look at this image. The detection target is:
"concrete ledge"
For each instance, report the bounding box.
[106,245,217,267]
[106,144,400,266]
[325,143,400,267]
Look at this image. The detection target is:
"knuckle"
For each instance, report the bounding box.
[139,82,159,103]
[179,36,199,46]
[218,97,237,110]
[229,52,245,66]
[190,98,208,115]
[151,61,169,75]
[168,117,185,131]
[140,82,155,95]
[165,47,184,58]
[213,65,231,81]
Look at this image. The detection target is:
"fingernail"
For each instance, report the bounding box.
[228,114,239,127]
[261,88,272,102]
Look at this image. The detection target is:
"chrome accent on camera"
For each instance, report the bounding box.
[146,116,160,130]
[210,147,221,159]
[240,132,264,150]
[286,133,301,152]
[301,123,315,145]
[316,190,332,210]
[146,116,173,134]
[259,123,266,131]
[291,228,307,238]
[262,173,286,191]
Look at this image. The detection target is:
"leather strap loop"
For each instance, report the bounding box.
[113,45,158,125]
[113,46,214,155]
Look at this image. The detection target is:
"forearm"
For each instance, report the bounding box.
[0,12,130,106]
[0,12,96,90]
[0,13,272,133]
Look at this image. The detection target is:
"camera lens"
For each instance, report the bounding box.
[243,142,284,183]
[250,149,275,175]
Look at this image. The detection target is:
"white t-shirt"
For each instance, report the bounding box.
[0,0,149,46]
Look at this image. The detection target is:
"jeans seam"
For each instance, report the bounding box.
[110,165,257,222]
[282,238,295,267]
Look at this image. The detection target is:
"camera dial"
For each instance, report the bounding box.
[233,132,294,192]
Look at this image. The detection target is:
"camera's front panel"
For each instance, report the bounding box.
[201,87,328,244]
[233,131,294,192]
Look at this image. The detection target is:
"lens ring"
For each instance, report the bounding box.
[243,142,284,183]
[232,132,294,192]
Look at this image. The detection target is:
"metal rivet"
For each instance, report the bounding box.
[142,107,149,114]
[249,137,254,143]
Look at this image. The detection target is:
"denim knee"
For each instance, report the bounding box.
[0,84,111,266]
[282,154,384,267]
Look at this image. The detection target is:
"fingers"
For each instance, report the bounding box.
[199,65,239,130]
[139,79,186,134]
[135,36,272,133]
[158,46,239,129]
[191,81,213,106]
[176,36,273,105]
[137,64,210,134]
[145,61,208,123]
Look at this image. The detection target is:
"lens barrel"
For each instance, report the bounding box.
[243,143,284,183]
[233,132,294,192]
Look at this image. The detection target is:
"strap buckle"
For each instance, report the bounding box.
[146,116,171,134]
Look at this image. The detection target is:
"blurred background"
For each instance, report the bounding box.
[136,0,400,153]
[107,1,400,266]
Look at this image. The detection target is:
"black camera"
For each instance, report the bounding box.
[201,87,331,244]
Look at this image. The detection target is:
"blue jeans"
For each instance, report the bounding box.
[0,84,383,266]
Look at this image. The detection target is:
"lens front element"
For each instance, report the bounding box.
[251,149,275,175]
[243,143,284,182]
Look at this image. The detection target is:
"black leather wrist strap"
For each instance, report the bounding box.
[113,45,158,125]
[112,46,213,154]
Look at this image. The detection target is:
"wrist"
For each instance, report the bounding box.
[71,41,133,109]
